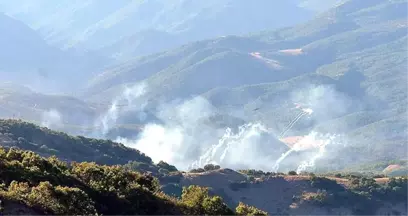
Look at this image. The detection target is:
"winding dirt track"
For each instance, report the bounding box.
[249,52,282,69]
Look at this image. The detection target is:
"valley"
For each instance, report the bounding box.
[0,0,406,215]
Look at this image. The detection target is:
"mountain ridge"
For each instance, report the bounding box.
[76,0,407,172]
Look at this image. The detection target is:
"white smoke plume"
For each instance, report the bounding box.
[107,83,353,172]
[94,82,147,137]
[264,84,355,172]
[295,132,338,173]
[189,123,271,170]
[41,109,63,129]
[290,84,353,123]
[117,96,223,170]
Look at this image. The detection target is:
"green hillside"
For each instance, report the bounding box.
[0,120,406,215]
[81,0,407,170]
[0,146,268,215]
[0,119,151,166]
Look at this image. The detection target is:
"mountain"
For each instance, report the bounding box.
[178,169,407,215]
[0,82,97,132]
[81,0,407,170]
[0,0,314,60]
[298,0,345,12]
[0,120,406,215]
[0,145,268,215]
[0,119,152,165]
[0,13,112,93]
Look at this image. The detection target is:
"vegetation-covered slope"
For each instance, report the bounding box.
[0,119,151,165]
[0,147,267,215]
[177,166,408,215]
[0,119,405,215]
[81,0,407,170]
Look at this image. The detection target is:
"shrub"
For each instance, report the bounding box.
[288,171,297,175]
[181,185,234,215]
[0,181,97,215]
[306,190,330,206]
[235,202,268,215]
[157,161,178,172]
[203,164,220,171]
[189,168,205,173]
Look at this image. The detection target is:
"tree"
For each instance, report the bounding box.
[189,168,205,173]
[202,196,234,215]
[288,171,297,175]
[181,185,233,215]
[157,161,178,172]
[235,202,268,215]
[204,164,219,171]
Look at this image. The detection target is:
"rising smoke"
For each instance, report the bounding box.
[41,109,63,129]
[99,82,354,172]
[94,82,148,137]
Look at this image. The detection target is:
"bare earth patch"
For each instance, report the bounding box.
[249,52,282,69]
[279,48,303,55]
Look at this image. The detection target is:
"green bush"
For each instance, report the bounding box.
[288,171,297,175]
[157,161,178,172]
[1,181,97,215]
[203,164,220,171]
[181,185,234,215]
[235,202,268,215]
[189,168,205,173]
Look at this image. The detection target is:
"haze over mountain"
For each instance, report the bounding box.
[0,12,112,93]
[0,0,316,60]
[78,0,407,171]
[0,0,407,215]
[0,0,406,183]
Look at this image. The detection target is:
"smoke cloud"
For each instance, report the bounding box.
[100,82,356,172]
[41,109,63,129]
[94,82,148,137]
[117,96,225,170]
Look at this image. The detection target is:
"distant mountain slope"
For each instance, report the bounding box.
[0,82,96,129]
[299,0,345,12]
[0,0,314,60]
[82,0,407,169]
[0,13,112,93]
[84,36,293,102]
[85,0,407,104]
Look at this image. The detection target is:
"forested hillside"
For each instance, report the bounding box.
[0,120,406,215]
[0,0,406,215]
[0,119,150,165]
[79,0,407,170]
[0,146,269,215]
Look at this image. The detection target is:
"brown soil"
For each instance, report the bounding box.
[279,48,303,55]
